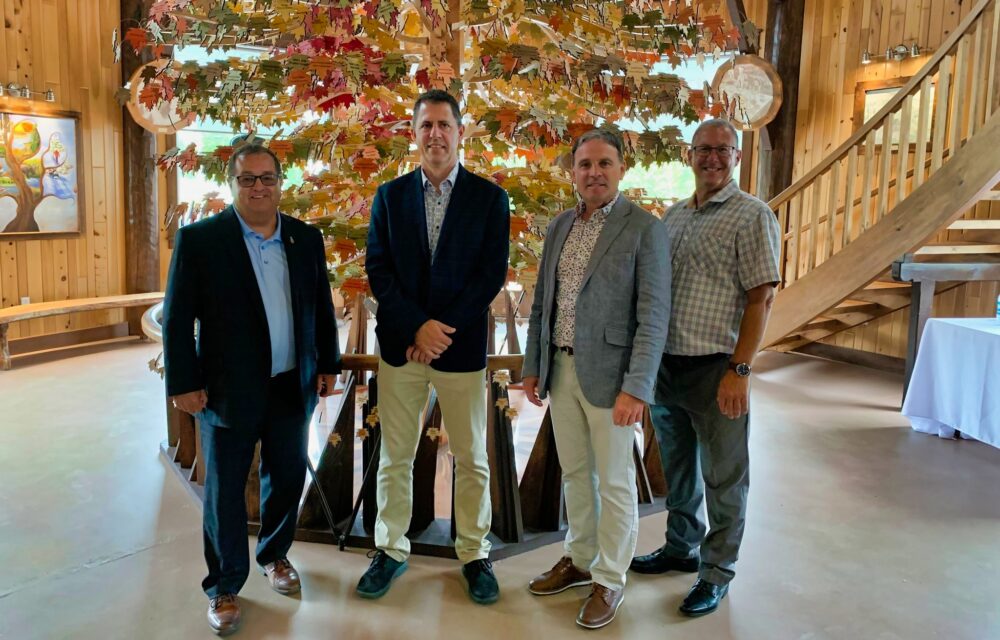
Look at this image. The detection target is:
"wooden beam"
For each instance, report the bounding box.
[725,0,757,54]
[758,0,805,202]
[121,0,160,335]
[893,261,1000,282]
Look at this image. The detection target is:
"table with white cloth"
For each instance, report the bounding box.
[902,317,1000,449]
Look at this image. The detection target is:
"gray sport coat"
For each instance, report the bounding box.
[522,196,671,408]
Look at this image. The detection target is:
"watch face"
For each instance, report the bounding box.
[735,362,751,376]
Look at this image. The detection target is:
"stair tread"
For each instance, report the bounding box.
[916,241,1000,254]
[948,219,1000,230]
[864,281,911,289]
[832,299,880,309]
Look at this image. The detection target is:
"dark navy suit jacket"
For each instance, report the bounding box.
[365,166,510,372]
[162,206,341,430]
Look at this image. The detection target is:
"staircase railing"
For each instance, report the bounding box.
[766,0,1000,290]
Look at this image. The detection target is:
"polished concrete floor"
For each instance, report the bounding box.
[1,343,999,640]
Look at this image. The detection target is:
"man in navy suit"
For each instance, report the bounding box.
[163,144,341,635]
[358,90,510,604]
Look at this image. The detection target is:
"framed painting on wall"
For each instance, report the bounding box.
[853,77,935,150]
[0,108,83,236]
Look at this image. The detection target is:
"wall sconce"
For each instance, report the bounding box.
[0,81,56,102]
[861,43,923,65]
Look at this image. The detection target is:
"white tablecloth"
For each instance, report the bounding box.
[902,318,1000,448]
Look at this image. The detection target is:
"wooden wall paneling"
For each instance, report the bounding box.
[0,0,126,340]
[874,0,889,56]
[886,0,906,50]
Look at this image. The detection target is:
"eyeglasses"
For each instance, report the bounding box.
[233,173,281,187]
[690,145,737,159]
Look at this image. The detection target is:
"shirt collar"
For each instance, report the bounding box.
[421,163,460,191]
[575,191,620,220]
[235,207,282,242]
[687,179,739,210]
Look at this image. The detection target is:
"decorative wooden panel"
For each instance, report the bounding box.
[0,0,125,340]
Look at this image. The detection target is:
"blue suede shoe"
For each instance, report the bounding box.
[462,559,500,605]
[356,550,408,599]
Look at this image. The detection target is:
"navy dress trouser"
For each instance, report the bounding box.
[200,369,308,598]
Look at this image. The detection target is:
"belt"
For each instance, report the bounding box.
[555,345,574,356]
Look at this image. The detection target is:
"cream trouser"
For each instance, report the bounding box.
[374,359,491,563]
[548,351,639,590]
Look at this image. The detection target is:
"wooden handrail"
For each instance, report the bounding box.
[767,0,995,210]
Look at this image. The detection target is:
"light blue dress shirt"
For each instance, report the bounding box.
[420,162,460,259]
[235,211,297,376]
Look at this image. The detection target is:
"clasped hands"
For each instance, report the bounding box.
[405,319,456,364]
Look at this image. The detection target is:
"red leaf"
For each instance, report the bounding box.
[125,27,147,52]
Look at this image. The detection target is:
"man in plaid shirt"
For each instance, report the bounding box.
[630,119,781,618]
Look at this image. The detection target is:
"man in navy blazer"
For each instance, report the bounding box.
[358,90,510,604]
[163,144,340,635]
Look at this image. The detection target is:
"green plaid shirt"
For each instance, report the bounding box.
[663,180,781,355]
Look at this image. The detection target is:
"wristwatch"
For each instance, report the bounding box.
[728,361,752,377]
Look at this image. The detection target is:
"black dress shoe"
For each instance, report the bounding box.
[679,579,729,617]
[462,559,500,605]
[629,545,700,575]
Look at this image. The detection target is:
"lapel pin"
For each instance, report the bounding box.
[290,236,295,244]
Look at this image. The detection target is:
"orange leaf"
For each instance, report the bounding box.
[139,83,162,110]
[510,216,528,235]
[341,277,368,294]
[334,238,357,260]
[286,68,311,88]
[125,27,148,52]
[269,140,294,160]
[213,146,234,163]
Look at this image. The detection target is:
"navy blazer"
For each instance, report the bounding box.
[162,207,341,430]
[366,165,510,372]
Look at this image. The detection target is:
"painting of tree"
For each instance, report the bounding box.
[0,111,80,234]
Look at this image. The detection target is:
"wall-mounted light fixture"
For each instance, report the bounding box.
[861,42,925,65]
[0,82,56,102]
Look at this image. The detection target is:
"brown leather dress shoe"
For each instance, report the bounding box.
[576,583,624,629]
[528,556,593,595]
[259,558,301,595]
[207,594,241,636]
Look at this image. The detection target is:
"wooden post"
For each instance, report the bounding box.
[121,0,160,335]
[0,324,10,371]
[758,0,805,202]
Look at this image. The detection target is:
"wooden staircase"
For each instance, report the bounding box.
[763,0,1000,351]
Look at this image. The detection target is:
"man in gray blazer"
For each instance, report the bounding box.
[521,129,671,629]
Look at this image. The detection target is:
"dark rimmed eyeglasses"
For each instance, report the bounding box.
[690,145,737,158]
[233,173,282,187]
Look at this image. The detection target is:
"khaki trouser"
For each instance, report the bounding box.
[548,351,639,590]
[374,359,492,563]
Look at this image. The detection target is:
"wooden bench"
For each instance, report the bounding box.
[0,292,164,370]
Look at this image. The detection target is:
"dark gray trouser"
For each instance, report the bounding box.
[651,353,750,586]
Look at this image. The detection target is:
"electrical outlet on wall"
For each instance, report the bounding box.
[20,296,30,305]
